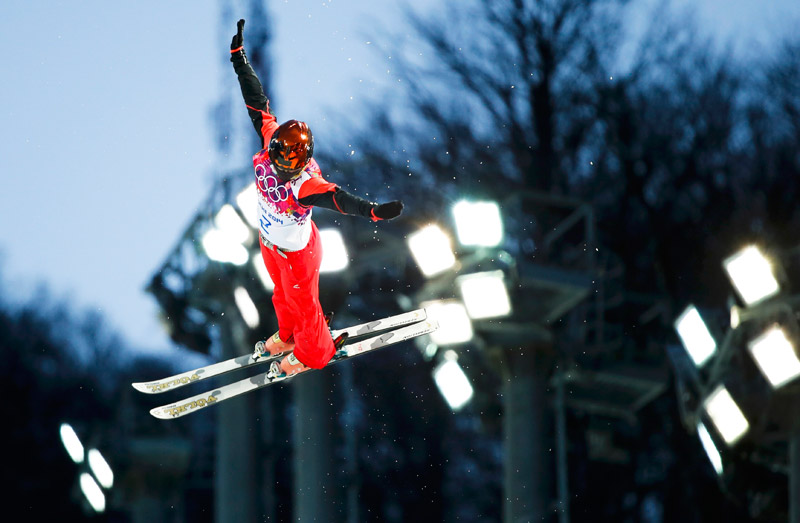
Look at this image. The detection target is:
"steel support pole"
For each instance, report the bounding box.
[791,428,800,523]
[259,387,277,520]
[554,372,570,523]
[503,348,549,523]
[294,369,338,521]
[216,308,258,523]
[341,363,360,523]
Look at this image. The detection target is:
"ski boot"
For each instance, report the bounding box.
[253,332,295,360]
[269,332,349,378]
[255,313,334,361]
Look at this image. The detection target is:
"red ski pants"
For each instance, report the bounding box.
[259,221,335,369]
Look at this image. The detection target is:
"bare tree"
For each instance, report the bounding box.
[324,0,626,204]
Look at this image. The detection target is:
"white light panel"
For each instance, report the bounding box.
[234,287,260,329]
[79,473,106,513]
[452,200,504,247]
[433,351,474,410]
[674,305,716,367]
[215,204,252,245]
[748,326,800,389]
[697,423,723,475]
[704,385,749,446]
[319,228,349,273]
[252,254,275,292]
[202,229,249,265]
[457,270,511,319]
[59,423,84,463]
[236,183,259,228]
[87,449,114,489]
[408,225,456,277]
[723,246,780,305]
[421,300,473,345]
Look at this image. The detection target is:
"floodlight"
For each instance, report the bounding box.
[215,204,252,245]
[319,228,349,273]
[730,305,741,329]
[79,473,106,513]
[697,423,723,475]
[422,342,438,360]
[452,200,503,247]
[704,385,749,445]
[87,449,114,489]
[202,229,249,265]
[59,423,84,463]
[747,325,800,389]
[674,305,716,367]
[235,183,259,228]
[421,300,473,345]
[723,245,780,306]
[252,255,275,292]
[234,287,260,329]
[408,224,456,277]
[457,270,511,319]
[433,350,474,410]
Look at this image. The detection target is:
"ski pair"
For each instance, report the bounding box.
[132,308,428,395]
[133,309,438,419]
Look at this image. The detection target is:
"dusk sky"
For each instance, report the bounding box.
[1,0,798,354]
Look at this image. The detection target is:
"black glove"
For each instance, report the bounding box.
[231,19,245,51]
[371,201,404,221]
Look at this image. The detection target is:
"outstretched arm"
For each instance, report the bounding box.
[299,187,404,222]
[230,19,277,148]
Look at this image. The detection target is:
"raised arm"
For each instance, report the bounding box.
[230,19,278,148]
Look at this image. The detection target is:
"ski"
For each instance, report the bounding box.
[132,308,428,394]
[149,318,439,419]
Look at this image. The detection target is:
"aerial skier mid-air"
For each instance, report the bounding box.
[132,18,438,418]
[229,19,405,377]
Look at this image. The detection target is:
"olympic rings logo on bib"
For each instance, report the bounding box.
[256,164,290,202]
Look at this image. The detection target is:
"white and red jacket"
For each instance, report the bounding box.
[232,49,378,252]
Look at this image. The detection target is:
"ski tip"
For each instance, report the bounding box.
[407,308,428,323]
[131,382,155,394]
[418,319,439,337]
[150,391,223,419]
[149,406,176,420]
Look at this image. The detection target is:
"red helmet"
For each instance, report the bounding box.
[268,120,314,180]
